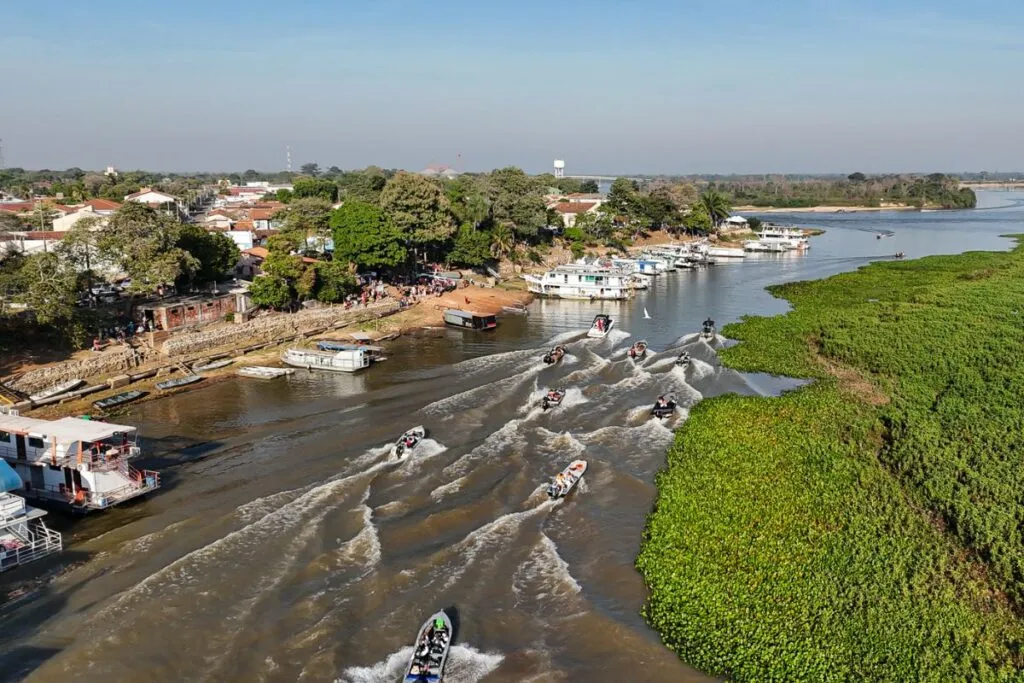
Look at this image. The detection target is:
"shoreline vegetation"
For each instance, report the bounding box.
[638,237,1024,680]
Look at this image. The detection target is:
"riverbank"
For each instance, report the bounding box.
[734,204,915,213]
[638,238,1024,679]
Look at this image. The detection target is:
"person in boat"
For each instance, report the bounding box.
[657,396,667,408]
[404,435,415,448]
[595,317,604,332]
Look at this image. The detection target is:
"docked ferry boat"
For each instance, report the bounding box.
[0,409,160,513]
[282,347,371,373]
[525,265,632,300]
[1,461,62,573]
[758,226,809,250]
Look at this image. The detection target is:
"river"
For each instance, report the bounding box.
[2,191,1022,683]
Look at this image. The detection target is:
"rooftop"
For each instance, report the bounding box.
[0,415,137,442]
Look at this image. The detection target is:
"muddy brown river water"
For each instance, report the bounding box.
[2,193,1022,682]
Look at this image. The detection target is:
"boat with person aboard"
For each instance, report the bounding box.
[676,351,691,368]
[542,345,566,365]
[540,388,566,411]
[547,460,587,498]
[651,394,678,419]
[0,408,160,513]
[391,426,427,461]
[701,318,716,340]
[404,611,452,682]
[587,314,613,339]
[628,340,648,360]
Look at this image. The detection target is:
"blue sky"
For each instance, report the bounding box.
[1,0,1022,174]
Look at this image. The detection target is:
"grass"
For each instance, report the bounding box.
[638,238,1024,681]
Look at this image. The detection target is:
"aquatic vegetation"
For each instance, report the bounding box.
[638,239,1024,680]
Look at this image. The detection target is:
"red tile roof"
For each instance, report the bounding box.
[0,231,66,241]
[84,198,121,211]
[243,247,269,259]
[249,208,281,220]
[233,220,254,230]
[552,201,597,214]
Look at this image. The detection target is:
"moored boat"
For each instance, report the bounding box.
[542,345,566,365]
[442,309,498,330]
[404,611,452,682]
[192,359,233,372]
[29,379,84,403]
[155,375,203,391]
[93,390,146,410]
[540,388,566,411]
[238,366,294,379]
[701,317,716,340]
[628,340,648,360]
[391,426,427,460]
[587,314,613,339]
[525,264,633,300]
[316,340,388,362]
[651,394,678,419]
[547,459,587,498]
[282,348,371,373]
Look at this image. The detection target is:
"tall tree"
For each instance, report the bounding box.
[98,203,198,294]
[18,252,80,324]
[447,223,492,267]
[698,190,732,228]
[300,162,320,177]
[292,176,338,202]
[329,201,408,269]
[175,224,240,286]
[489,223,516,261]
[280,197,333,250]
[607,177,639,215]
[56,216,104,305]
[380,172,455,245]
[579,179,599,194]
[337,167,388,203]
[488,167,546,240]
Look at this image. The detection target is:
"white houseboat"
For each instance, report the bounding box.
[525,265,632,300]
[282,347,372,373]
[743,239,787,253]
[1,461,62,572]
[0,409,160,513]
[758,226,809,250]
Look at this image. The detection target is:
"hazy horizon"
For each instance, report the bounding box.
[2,0,1022,175]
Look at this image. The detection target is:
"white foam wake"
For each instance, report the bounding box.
[512,533,582,607]
[339,644,503,683]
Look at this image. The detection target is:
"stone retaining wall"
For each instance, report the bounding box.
[7,302,400,395]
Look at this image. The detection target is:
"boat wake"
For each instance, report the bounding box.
[423,364,544,417]
[338,644,503,683]
[442,420,523,479]
[512,533,582,613]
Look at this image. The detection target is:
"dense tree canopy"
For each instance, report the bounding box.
[329,201,408,269]
[380,172,455,244]
[98,203,198,294]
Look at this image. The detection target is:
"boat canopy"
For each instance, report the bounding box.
[0,414,135,442]
[0,459,21,492]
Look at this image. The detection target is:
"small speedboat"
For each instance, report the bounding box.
[540,388,566,411]
[628,340,648,360]
[547,459,587,498]
[651,394,678,419]
[392,426,427,460]
[587,314,613,339]
[700,318,716,340]
[543,345,566,365]
[675,351,691,368]
[404,611,452,682]
[894,252,905,259]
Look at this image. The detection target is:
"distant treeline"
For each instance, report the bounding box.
[706,173,977,210]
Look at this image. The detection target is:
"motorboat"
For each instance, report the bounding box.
[540,388,566,411]
[547,460,587,498]
[542,345,566,365]
[282,348,371,373]
[651,394,678,419]
[587,314,613,339]
[894,252,905,259]
[701,318,716,340]
[404,611,452,682]
[628,340,648,360]
[676,351,691,368]
[391,426,427,461]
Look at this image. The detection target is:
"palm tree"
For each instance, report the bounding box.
[490,224,515,260]
[698,190,732,230]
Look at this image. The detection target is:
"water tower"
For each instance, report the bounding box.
[553,159,565,179]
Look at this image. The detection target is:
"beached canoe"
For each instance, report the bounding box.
[192,359,233,372]
[156,375,204,391]
[238,366,294,379]
[30,378,85,403]
[93,390,147,410]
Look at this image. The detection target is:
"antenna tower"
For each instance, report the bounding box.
[286,145,292,173]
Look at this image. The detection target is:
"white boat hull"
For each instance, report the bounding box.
[548,459,587,498]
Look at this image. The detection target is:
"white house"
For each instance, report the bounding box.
[202,213,234,230]
[52,205,111,232]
